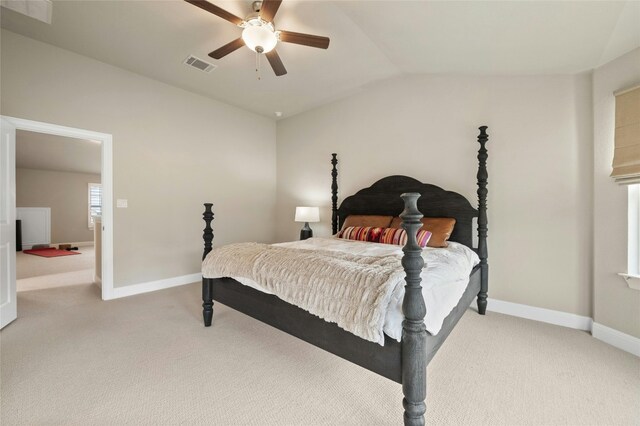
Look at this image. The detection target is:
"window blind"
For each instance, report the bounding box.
[611,84,640,185]
[89,183,102,228]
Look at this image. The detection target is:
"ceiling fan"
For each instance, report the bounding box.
[185,0,330,77]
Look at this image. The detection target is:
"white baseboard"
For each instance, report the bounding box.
[487,297,639,357]
[104,272,201,300]
[487,298,593,331]
[592,322,640,357]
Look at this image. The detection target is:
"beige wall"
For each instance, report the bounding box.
[593,48,640,338]
[1,30,277,288]
[16,168,100,244]
[276,74,594,317]
[5,28,636,337]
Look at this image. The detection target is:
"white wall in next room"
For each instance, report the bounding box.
[16,168,100,244]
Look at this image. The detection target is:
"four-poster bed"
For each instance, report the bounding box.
[200,126,489,425]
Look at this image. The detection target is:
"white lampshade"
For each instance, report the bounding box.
[295,206,320,223]
[242,20,278,53]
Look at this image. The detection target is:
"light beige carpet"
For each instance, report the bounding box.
[1,282,638,425]
[17,246,94,279]
[17,246,95,292]
[17,269,95,292]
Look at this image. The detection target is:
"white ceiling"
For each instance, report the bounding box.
[1,0,639,119]
[16,130,101,175]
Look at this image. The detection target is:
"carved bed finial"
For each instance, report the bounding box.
[202,203,214,261]
[400,193,427,426]
[476,126,489,315]
[331,153,338,235]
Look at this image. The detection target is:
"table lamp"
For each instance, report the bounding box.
[295,206,320,240]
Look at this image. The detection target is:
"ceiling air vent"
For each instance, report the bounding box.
[184,55,217,73]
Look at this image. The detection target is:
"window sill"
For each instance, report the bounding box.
[618,273,640,291]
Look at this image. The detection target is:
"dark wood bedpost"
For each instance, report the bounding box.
[202,203,214,261]
[476,126,489,315]
[331,153,338,235]
[400,193,427,426]
[202,203,214,326]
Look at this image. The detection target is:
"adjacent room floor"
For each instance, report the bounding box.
[16,246,95,292]
[1,282,638,425]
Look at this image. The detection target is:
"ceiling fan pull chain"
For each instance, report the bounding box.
[255,51,262,80]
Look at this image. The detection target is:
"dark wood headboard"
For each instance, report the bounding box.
[330,126,488,260]
[336,176,478,248]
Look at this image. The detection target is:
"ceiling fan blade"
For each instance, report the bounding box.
[265,50,287,76]
[208,38,245,59]
[278,30,330,49]
[259,0,282,22]
[184,0,244,26]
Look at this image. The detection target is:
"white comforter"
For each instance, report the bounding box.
[210,237,479,342]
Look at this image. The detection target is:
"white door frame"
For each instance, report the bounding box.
[1,118,17,328]
[2,116,114,300]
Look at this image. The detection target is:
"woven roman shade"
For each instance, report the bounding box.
[611,84,640,184]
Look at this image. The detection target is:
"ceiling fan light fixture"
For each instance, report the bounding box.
[241,18,277,53]
[185,0,330,77]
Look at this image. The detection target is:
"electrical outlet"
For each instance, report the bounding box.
[117,199,128,208]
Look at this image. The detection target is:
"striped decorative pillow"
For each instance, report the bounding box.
[338,226,383,243]
[379,228,432,248]
[416,230,432,248]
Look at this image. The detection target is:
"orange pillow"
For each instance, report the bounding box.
[340,215,393,232]
[389,217,456,248]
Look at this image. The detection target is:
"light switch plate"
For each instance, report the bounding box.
[117,199,128,208]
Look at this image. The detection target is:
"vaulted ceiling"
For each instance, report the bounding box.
[16,130,101,175]
[2,0,639,119]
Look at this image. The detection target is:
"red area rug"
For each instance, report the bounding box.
[23,247,81,258]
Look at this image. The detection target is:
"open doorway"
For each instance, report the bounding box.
[16,130,101,292]
[0,116,113,330]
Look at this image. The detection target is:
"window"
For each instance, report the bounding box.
[628,184,640,277]
[612,85,640,290]
[88,183,102,229]
[611,85,640,183]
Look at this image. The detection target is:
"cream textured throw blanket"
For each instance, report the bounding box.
[202,243,406,344]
